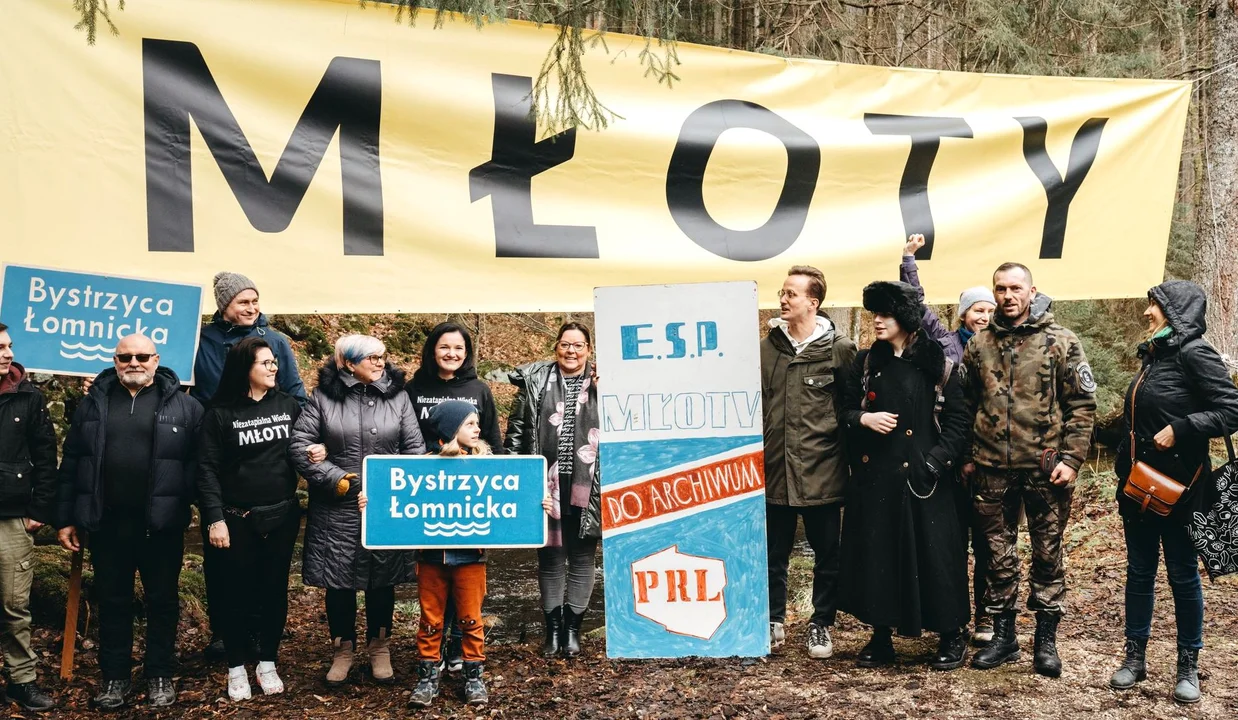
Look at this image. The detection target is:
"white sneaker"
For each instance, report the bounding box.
[256,662,285,695]
[227,667,252,701]
[770,622,786,649]
[807,623,834,659]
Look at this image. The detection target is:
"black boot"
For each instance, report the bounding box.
[541,607,563,658]
[1032,612,1062,678]
[1173,647,1201,704]
[972,610,1020,669]
[562,607,584,658]
[930,629,967,671]
[7,681,55,712]
[856,627,895,668]
[1109,638,1147,690]
[408,660,441,708]
[462,661,488,705]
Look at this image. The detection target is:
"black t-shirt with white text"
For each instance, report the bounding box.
[196,391,301,525]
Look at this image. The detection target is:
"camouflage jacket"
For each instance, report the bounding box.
[962,293,1097,471]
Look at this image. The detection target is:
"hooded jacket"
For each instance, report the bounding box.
[191,312,306,406]
[0,363,59,523]
[1116,280,1238,523]
[761,313,858,506]
[406,364,503,452]
[56,366,204,531]
[962,293,1096,472]
[290,361,424,590]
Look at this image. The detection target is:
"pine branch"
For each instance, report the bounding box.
[72,0,125,45]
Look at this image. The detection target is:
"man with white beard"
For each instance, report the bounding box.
[56,334,204,710]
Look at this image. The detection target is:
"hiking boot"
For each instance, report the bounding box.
[367,629,394,683]
[7,681,54,712]
[325,638,354,686]
[856,627,895,668]
[92,679,130,710]
[1109,638,1147,690]
[806,623,833,659]
[972,610,1020,670]
[562,607,584,658]
[227,667,252,702]
[462,661,488,705]
[542,607,563,657]
[1173,647,1201,704]
[408,660,441,708]
[1032,612,1062,678]
[443,632,464,673]
[930,630,968,671]
[972,614,994,647]
[147,677,176,707]
[770,621,786,650]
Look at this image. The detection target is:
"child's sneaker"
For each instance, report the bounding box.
[462,661,488,705]
[227,666,252,701]
[408,660,441,708]
[256,661,284,695]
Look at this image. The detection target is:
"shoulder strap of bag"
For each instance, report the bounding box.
[858,352,872,412]
[932,357,954,434]
[1129,366,1150,465]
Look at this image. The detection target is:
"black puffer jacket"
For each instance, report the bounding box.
[56,367,204,531]
[291,361,424,590]
[0,364,59,523]
[1116,280,1238,524]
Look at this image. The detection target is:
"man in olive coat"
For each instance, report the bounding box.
[761,265,857,659]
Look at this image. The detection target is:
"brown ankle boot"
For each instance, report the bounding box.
[326,638,354,686]
[368,629,394,683]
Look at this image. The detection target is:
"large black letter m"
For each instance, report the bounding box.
[143,39,383,254]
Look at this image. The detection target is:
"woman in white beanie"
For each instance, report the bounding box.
[897,233,997,646]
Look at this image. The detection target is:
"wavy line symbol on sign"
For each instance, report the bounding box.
[423,522,492,537]
[59,341,112,362]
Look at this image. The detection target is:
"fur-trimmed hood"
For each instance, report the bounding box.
[314,360,407,402]
[863,281,924,335]
[865,331,947,384]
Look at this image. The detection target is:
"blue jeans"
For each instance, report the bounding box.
[1123,517,1203,649]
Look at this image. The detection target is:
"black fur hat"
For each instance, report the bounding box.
[862,281,924,334]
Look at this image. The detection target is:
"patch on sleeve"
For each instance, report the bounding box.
[1075,362,1097,393]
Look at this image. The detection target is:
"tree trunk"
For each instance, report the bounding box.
[1195,0,1238,364]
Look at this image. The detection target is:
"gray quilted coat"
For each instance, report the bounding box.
[291,361,425,590]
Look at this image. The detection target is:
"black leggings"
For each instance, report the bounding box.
[219,507,301,667]
[325,586,396,642]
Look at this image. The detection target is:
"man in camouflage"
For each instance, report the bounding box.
[962,262,1096,678]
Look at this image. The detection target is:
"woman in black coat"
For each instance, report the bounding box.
[1109,280,1238,704]
[840,281,972,670]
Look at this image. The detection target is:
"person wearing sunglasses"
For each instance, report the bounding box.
[290,334,425,685]
[504,322,601,658]
[55,334,204,710]
[196,337,303,701]
[190,271,306,663]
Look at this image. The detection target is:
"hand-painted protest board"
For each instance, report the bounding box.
[361,455,548,549]
[595,282,768,658]
[0,264,204,383]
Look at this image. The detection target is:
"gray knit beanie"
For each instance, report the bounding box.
[213,271,258,312]
[957,286,996,320]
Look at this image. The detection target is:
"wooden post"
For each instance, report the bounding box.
[59,549,83,680]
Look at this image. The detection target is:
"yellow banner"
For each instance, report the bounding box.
[0,0,1189,313]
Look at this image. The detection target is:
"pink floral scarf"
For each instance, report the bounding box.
[538,361,599,547]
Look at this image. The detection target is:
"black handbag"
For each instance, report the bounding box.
[225,498,297,536]
[1187,434,1238,580]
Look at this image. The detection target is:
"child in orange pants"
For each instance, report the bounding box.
[409,401,490,708]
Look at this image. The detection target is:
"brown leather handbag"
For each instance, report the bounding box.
[1122,368,1201,516]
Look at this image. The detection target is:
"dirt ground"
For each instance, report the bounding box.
[32,471,1238,720]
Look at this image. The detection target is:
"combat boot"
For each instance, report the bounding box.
[1033,612,1062,678]
[1173,647,1200,704]
[1109,638,1147,689]
[972,610,1020,669]
[408,660,441,708]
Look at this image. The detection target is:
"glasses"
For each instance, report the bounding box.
[366,354,387,365]
[114,353,155,363]
[255,359,279,370]
[777,289,800,300]
[557,342,588,352]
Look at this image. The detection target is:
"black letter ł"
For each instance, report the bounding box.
[469,74,597,258]
[864,114,973,260]
[1016,117,1107,259]
[666,100,820,262]
[143,39,383,255]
